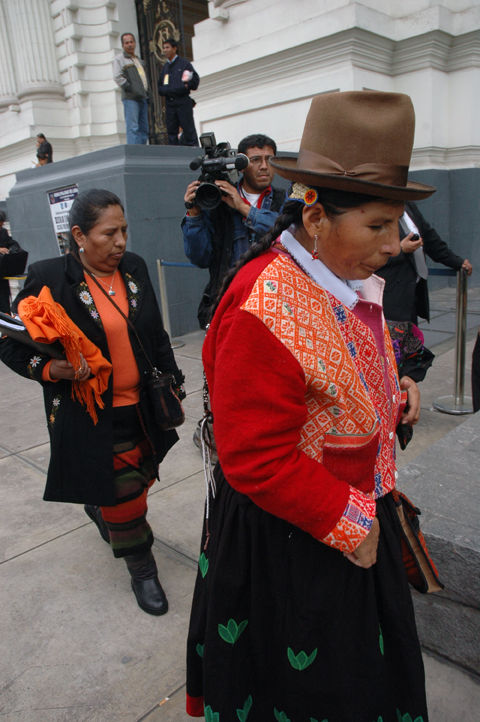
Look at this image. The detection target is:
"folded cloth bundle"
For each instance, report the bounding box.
[18,286,112,423]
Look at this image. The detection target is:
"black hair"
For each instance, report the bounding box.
[164,37,178,48]
[36,133,46,140]
[121,32,136,45]
[0,211,6,223]
[210,188,387,320]
[238,134,277,156]
[68,189,124,257]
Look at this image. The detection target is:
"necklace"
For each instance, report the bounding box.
[91,270,117,296]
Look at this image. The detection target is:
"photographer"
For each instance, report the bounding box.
[182,133,285,329]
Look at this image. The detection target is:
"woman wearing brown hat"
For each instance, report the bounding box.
[186,91,434,721]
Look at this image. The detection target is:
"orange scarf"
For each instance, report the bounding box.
[19,286,112,424]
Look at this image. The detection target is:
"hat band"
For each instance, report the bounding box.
[297,149,409,187]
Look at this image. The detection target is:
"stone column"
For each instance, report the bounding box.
[3,0,63,99]
[0,1,18,107]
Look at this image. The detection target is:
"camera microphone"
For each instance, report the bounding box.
[189,157,204,171]
[235,153,249,170]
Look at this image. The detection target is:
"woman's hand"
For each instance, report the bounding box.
[399,375,420,426]
[344,517,380,569]
[49,354,91,381]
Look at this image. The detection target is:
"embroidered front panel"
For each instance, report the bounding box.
[242,254,400,504]
[325,291,400,497]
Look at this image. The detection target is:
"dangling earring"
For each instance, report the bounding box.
[79,247,85,254]
[312,234,319,260]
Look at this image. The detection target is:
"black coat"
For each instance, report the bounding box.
[376,201,464,322]
[158,56,199,106]
[0,252,182,505]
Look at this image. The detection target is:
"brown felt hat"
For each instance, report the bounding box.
[270,91,435,201]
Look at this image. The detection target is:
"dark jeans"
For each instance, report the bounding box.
[165,99,198,146]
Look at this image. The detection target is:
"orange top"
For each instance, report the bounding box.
[84,272,140,406]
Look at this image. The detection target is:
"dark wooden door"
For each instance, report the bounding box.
[135,0,208,144]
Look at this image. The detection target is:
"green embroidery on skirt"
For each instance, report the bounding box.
[287,646,318,671]
[196,643,204,658]
[204,706,220,722]
[396,711,424,722]
[218,618,248,645]
[236,694,252,721]
[274,709,291,722]
[379,624,385,656]
[199,552,209,578]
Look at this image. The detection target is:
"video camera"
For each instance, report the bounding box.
[189,132,249,211]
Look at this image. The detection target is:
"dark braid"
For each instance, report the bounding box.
[209,188,386,322]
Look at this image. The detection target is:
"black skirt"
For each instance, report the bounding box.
[186,466,428,722]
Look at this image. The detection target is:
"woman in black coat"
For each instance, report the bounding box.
[0,189,185,615]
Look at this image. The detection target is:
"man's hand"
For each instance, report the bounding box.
[399,375,420,426]
[215,180,250,217]
[0,247,9,255]
[50,354,90,381]
[184,181,201,217]
[400,232,423,254]
[344,517,380,569]
[462,259,473,276]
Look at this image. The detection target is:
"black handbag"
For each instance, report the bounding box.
[86,270,184,431]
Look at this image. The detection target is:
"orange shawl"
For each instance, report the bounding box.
[19,286,112,424]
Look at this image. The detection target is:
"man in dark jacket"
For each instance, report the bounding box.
[377,200,473,323]
[182,133,285,329]
[0,211,22,313]
[35,133,53,165]
[158,38,199,146]
[113,33,149,144]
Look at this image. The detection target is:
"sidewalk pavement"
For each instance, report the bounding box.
[1,286,480,721]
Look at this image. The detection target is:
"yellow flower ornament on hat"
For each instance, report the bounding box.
[288,183,319,206]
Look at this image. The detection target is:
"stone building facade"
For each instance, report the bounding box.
[1,0,479,204]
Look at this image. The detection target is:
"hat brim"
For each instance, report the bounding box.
[270,156,435,201]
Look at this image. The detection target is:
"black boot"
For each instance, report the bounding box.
[84,505,110,544]
[125,550,168,616]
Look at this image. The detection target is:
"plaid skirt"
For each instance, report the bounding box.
[100,405,157,558]
[186,466,428,722]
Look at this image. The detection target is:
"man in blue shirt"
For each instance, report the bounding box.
[158,38,199,146]
[182,133,285,328]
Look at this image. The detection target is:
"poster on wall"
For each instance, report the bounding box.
[47,184,79,255]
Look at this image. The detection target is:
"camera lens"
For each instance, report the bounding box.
[195,182,222,210]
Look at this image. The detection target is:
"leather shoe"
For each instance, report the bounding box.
[84,505,110,544]
[130,576,169,616]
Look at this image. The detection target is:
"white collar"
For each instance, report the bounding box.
[279,228,362,310]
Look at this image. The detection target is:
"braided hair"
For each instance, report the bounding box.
[210,187,385,321]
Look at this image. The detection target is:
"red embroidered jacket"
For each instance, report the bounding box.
[203,250,405,552]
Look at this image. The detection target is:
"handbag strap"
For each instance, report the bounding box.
[84,268,156,374]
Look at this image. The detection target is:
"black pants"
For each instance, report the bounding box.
[0,279,11,313]
[165,99,198,146]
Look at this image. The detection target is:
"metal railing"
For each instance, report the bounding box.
[156,259,197,347]
[430,268,473,415]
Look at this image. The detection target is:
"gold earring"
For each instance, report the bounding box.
[312,234,319,260]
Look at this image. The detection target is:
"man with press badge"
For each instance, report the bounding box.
[158,38,199,146]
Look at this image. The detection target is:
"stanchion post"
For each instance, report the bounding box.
[157,259,171,337]
[433,269,473,415]
[454,269,468,405]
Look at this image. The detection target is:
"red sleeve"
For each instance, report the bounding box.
[209,307,361,543]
